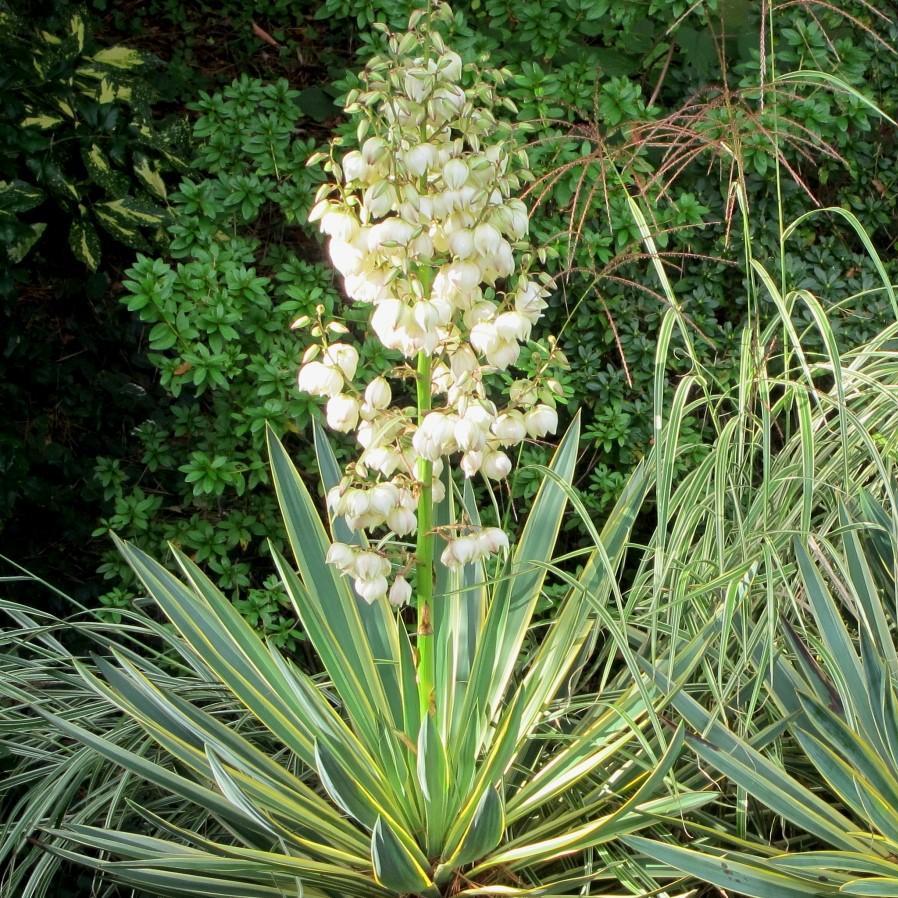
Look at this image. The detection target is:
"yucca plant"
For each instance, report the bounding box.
[16,420,712,897]
[0,6,715,896]
[626,493,898,897]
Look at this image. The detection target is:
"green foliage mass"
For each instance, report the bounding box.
[0,2,188,607]
[88,0,898,638]
[93,75,390,644]
[4,0,898,639]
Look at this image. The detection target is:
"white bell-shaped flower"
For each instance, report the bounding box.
[525,404,559,438]
[341,150,369,183]
[474,222,502,255]
[326,541,356,573]
[355,576,389,604]
[405,142,438,176]
[460,450,482,478]
[387,505,417,536]
[443,158,468,190]
[438,50,463,82]
[492,410,527,446]
[321,208,360,241]
[495,310,532,343]
[477,526,509,555]
[364,377,392,410]
[389,575,413,607]
[322,344,359,381]
[482,449,512,480]
[298,361,343,398]
[326,394,360,433]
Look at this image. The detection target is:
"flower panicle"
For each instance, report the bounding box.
[298,4,564,605]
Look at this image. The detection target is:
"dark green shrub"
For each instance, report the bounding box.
[95,75,390,643]
[0,2,187,607]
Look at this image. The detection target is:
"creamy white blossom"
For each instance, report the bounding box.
[389,575,413,607]
[326,394,360,433]
[298,361,343,398]
[525,405,559,439]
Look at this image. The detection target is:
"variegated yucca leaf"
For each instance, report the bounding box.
[31,419,710,896]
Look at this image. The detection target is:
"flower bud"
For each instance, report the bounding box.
[364,377,391,410]
[389,575,413,607]
[326,394,360,432]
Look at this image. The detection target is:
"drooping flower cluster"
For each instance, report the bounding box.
[298,5,565,605]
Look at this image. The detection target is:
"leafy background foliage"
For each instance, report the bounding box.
[3,0,898,641]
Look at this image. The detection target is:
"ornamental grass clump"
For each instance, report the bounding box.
[1,7,709,897]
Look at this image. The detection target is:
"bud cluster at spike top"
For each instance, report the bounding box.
[299,3,565,606]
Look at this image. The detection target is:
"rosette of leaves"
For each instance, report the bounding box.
[0,4,187,276]
[19,418,716,897]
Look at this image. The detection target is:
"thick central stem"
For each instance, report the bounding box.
[415,349,435,718]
